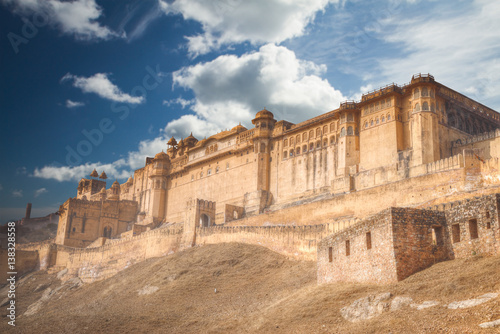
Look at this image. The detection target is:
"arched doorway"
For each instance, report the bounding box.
[103,226,112,238]
[200,214,210,227]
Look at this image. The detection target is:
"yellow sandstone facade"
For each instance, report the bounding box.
[55,74,500,249]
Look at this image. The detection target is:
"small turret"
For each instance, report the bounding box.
[90,169,99,178]
[99,171,107,180]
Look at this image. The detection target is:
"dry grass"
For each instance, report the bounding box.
[0,243,499,333]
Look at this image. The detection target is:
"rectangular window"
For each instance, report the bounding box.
[452,224,461,243]
[328,247,333,262]
[469,219,478,239]
[486,222,491,229]
[366,232,372,250]
[345,240,350,256]
[431,226,443,246]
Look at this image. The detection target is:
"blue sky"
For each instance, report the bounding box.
[1,0,500,222]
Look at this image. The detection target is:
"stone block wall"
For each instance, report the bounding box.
[317,209,397,284]
[444,194,500,258]
[196,225,327,261]
[391,208,449,281]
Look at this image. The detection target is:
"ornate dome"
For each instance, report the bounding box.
[254,108,274,119]
[185,132,198,144]
[231,123,247,132]
[154,151,169,160]
[167,136,177,146]
[111,180,120,187]
[90,169,98,178]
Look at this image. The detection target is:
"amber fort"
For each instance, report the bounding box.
[6,73,500,285]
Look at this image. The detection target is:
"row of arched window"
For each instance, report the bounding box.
[413,102,436,112]
[283,122,338,147]
[283,136,337,159]
[363,98,392,116]
[364,113,392,128]
[191,163,230,181]
[413,87,435,99]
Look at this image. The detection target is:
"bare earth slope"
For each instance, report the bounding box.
[0,243,499,333]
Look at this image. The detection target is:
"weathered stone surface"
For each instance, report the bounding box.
[138,285,159,296]
[447,293,498,309]
[479,319,500,328]
[56,268,68,279]
[390,296,413,311]
[340,292,392,322]
[410,301,440,310]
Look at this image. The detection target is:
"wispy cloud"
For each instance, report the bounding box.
[1,0,122,41]
[16,166,27,175]
[163,97,194,109]
[12,189,23,198]
[159,0,339,57]
[61,73,144,104]
[34,187,48,197]
[65,99,85,108]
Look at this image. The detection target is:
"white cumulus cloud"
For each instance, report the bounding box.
[160,0,338,56]
[1,0,121,41]
[166,43,345,136]
[61,73,144,104]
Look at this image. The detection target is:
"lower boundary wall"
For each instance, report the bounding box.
[16,223,328,282]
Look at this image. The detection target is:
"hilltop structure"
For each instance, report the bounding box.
[33,73,500,283]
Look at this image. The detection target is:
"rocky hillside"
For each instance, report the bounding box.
[0,243,499,333]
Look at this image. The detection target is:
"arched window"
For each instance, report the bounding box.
[323,125,328,134]
[290,137,294,146]
[347,126,354,135]
[290,149,294,157]
[303,132,307,141]
[316,128,321,137]
[330,123,335,132]
[330,136,335,144]
[370,104,374,112]
[414,88,420,99]
[431,103,435,112]
[386,98,392,107]
[414,103,421,112]
[283,139,288,147]
[370,119,374,126]
[296,135,300,143]
[423,102,429,110]
[207,169,212,176]
[200,171,203,178]
[340,127,346,137]
[381,100,386,109]
[296,147,301,155]
[309,130,314,139]
[376,117,380,124]
[430,89,435,98]
[375,102,380,111]
[364,122,368,128]
[309,143,314,151]
[216,166,220,173]
[260,143,266,153]
[303,145,307,152]
[347,113,354,122]
[421,87,429,97]
[283,151,287,159]
[316,141,321,148]
[323,139,327,146]
[261,122,267,128]
[381,116,385,122]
